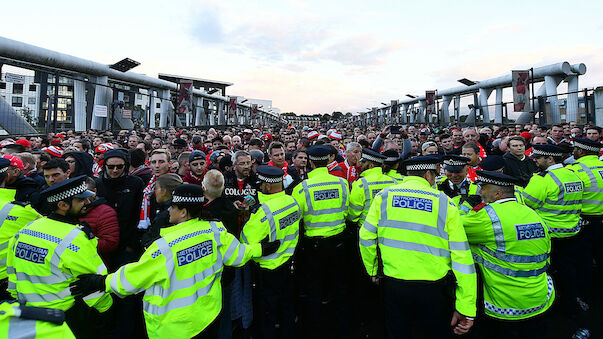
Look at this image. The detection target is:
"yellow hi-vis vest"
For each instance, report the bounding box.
[292,167,349,238]
[567,155,603,216]
[0,189,16,202]
[461,198,554,320]
[0,201,40,280]
[7,217,112,312]
[241,191,300,270]
[359,175,477,317]
[0,301,75,338]
[105,218,263,339]
[348,167,397,227]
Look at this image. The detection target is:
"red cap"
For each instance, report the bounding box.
[95,143,114,154]
[308,131,319,139]
[520,131,533,141]
[50,139,62,146]
[43,146,64,158]
[15,138,31,148]
[3,155,24,170]
[261,134,273,141]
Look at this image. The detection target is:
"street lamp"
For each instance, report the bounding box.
[405,94,417,99]
[458,78,477,86]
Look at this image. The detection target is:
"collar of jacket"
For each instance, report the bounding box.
[403,175,432,188]
[308,167,329,178]
[575,155,599,163]
[360,166,382,178]
[48,212,79,225]
[258,190,286,204]
[160,217,201,237]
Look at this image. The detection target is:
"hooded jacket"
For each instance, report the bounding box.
[79,197,120,261]
[503,152,538,187]
[65,151,94,178]
[8,175,39,203]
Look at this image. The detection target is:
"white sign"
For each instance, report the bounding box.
[94,105,108,117]
[5,73,25,84]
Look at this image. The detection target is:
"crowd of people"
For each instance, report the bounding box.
[0,120,602,338]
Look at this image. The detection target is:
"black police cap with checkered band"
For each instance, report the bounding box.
[531,144,563,158]
[475,170,519,187]
[403,154,442,171]
[361,148,386,164]
[256,165,284,183]
[171,184,204,204]
[41,175,94,203]
[573,138,602,153]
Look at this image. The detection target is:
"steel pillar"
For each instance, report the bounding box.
[73,80,86,132]
[159,89,170,128]
[441,96,451,124]
[494,88,503,124]
[566,75,579,122]
[91,76,108,130]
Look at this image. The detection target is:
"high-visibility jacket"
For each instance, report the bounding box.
[241,191,301,270]
[0,189,16,202]
[0,201,41,279]
[360,176,477,317]
[348,167,397,227]
[105,218,262,339]
[523,164,583,237]
[461,198,554,320]
[386,170,404,183]
[439,178,479,216]
[567,155,603,217]
[0,301,75,339]
[6,216,112,312]
[292,167,349,238]
[514,186,526,205]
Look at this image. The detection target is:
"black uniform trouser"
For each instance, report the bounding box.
[65,298,108,339]
[382,276,453,339]
[192,314,220,339]
[478,311,551,339]
[301,233,347,339]
[257,261,296,339]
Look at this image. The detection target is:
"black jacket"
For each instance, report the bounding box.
[141,200,172,248]
[95,173,145,250]
[503,152,538,187]
[8,175,39,204]
[223,170,260,204]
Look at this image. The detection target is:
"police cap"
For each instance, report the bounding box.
[41,175,94,203]
[530,144,563,158]
[0,158,10,174]
[306,145,331,161]
[479,155,505,172]
[381,150,400,164]
[172,184,204,204]
[403,154,442,171]
[443,155,469,171]
[572,137,602,153]
[361,148,386,164]
[256,165,284,183]
[475,170,519,187]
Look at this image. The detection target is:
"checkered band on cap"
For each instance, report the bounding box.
[47,182,87,203]
[309,154,329,161]
[476,174,515,186]
[384,156,398,163]
[258,173,283,183]
[0,167,7,174]
[405,163,438,171]
[361,154,384,164]
[444,159,467,167]
[172,195,204,204]
[573,140,602,152]
[531,148,562,157]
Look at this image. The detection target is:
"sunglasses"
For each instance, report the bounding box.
[106,164,125,170]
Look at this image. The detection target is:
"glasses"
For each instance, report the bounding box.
[106,164,125,170]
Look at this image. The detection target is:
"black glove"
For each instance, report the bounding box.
[465,195,483,208]
[19,305,65,325]
[260,236,281,256]
[69,274,106,296]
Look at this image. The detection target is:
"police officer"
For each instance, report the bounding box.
[566,137,603,338]
[0,301,75,338]
[349,149,397,227]
[461,170,554,338]
[480,155,527,204]
[292,145,350,338]
[70,184,280,339]
[0,190,40,299]
[381,149,404,182]
[240,165,301,339]
[6,175,112,338]
[360,155,476,338]
[0,158,17,201]
[438,155,479,214]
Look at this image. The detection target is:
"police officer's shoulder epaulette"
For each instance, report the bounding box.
[538,171,548,177]
[472,203,487,212]
[10,201,28,207]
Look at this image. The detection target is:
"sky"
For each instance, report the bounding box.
[2,0,603,115]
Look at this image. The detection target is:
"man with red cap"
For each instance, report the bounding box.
[1,155,39,203]
[93,143,114,177]
[14,139,31,151]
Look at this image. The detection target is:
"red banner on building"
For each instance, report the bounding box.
[228,97,237,120]
[512,70,531,112]
[425,91,436,115]
[178,80,193,114]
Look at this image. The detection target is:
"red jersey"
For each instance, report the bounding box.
[328,161,346,179]
[339,160,359,184]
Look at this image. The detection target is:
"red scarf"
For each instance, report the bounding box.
[327,161,339,172]
[344,160,358,182]
[268,161,288,176]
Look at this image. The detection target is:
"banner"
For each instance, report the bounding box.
[372,107,378,125]
[391,100,399,118]
[251,104,258,120]
[178,80,193,114]
[512,70,531,112]
[93,105,107,117]
[425,91,436,116]
[228,97,237,120]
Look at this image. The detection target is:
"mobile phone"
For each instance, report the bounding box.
[390,126,401,134]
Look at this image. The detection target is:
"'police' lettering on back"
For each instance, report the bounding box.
[391,196,433,212]
[279,211,300,230]
[515,223,546,241]
[564,181,583,193]
[314,189,339,201]
[177,241,213,266]
[15,242,48,264]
